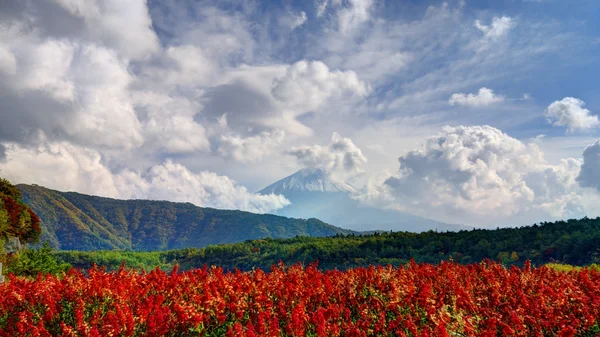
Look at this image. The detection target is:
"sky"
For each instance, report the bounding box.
[1,0,600,228]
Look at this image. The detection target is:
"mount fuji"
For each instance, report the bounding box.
[259,168,468,232]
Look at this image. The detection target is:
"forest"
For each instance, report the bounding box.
[55,217,600,271]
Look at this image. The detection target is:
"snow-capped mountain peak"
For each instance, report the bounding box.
[258,168,356,194]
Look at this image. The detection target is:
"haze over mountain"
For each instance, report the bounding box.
[259,168,467,232]
[17,184,353,251]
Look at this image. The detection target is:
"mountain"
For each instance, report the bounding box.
[17,184,354,251]
[258,168,468,232]
[260,168,356,194]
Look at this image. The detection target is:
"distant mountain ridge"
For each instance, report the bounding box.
[17,184,354,251]
[258,168,468,232]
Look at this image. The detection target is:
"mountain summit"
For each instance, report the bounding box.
[258,169,468,232]
[259,168,356,194]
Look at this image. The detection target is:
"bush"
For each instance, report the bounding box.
[5,242,71,278]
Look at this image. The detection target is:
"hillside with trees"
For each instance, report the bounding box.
[55,217,600,271]
[17,184,354,251]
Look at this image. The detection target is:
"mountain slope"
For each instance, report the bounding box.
[258,168,468,232]
[17,184,354,251]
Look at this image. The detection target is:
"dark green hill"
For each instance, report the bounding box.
[17,184,354,251]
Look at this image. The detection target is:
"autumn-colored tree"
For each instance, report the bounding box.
[510,251,519,262]
[0,178,41,244]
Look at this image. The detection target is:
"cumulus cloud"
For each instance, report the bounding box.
[67,45,144,149]
[4,0,159,60]
[0,141,289,213]
[139,45,217,89]
[9,39,76,102]
[577,141,600,190]
[272,60,369,113]
[475,16,514,40]
[198,60,368,139]
[0,140,129,197]
[355,125,593,225]
[218,129,285,163]
[545,97,600,133]
[286,133,367,172]
[48,0,158,59]
[136,161,290,213]
[132,92,210,153]
[0,40,143,149]
[0,2,148,149]
[449,87,504,107]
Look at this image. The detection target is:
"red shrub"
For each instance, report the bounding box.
[0,261,599,336]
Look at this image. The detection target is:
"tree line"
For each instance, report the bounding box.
[56,217,600,272]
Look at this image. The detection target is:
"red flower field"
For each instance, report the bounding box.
[1,261,599,336]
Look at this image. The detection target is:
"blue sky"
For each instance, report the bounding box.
[1,0,600,227]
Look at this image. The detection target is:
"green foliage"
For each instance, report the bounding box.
[17,184,353,251]
[0,178,41,244]
[5,242,72,277]
[0,178,22,200]
[54,217,600,272]
[53,250,168,271]
[546,263,600,273]
[0,201,8,242]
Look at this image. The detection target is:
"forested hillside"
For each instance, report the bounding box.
[56,217,600,271]
[17,184,353,251]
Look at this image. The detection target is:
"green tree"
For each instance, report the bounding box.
[5,242,71,277]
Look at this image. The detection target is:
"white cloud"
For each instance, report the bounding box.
[140,45,217,88]
[545,97,600,132]
[67,44,144,149]
[280,11,308,30]
[449,87,504,107]
[0,140,125,197]
[577,141,600,190]
[12,39,76,102]
[1,0,596,224]
[138,161,290,213]
[0,141,289,214]
[355,125,594,225]
[218,129,285,163]
[272,60,369,113]
[132,92,210,153]
[337,0,374,34]
[51,0,159,59]
[286,132,367,172]
[316,0,329,17]
[475,16,514,40]
[0,35,143,149]
[0,45,17,75]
